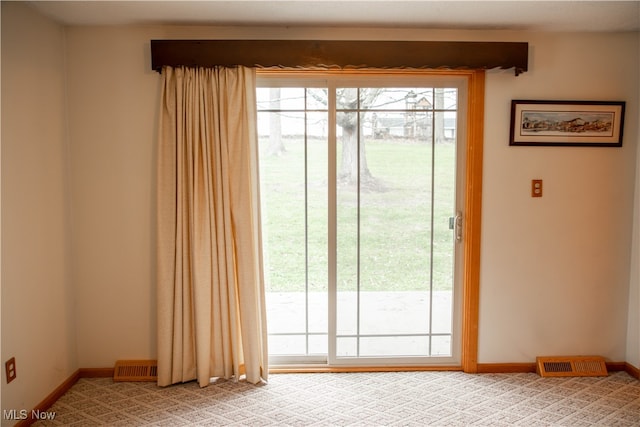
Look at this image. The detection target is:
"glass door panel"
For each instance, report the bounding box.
[258,86,328,362]
[258,78,464,366]
[334,86,459,363]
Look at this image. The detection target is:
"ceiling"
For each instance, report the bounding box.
[26,1,640,32]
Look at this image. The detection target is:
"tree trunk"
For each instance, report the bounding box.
[339,124,371,186]
[267,88,285,156]
[335,88,384,191]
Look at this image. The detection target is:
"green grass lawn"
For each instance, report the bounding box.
[260,137,457,293]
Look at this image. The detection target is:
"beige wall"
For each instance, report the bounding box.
[1,2,77,422]
[1,6,639,414]
[628,32,640,369]
[630,129,640,368]
[64,26,159,368]
[480,32,638,362]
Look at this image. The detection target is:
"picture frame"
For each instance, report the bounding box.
[509,100,625,147]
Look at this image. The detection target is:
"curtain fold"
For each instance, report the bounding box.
[157,66,268,387]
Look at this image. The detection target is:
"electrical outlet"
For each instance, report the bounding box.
[5,357,16,383]
[531,179,543,197]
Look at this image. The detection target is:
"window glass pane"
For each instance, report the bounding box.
[358,108,432,350]
[336,337,357,357]
[440,88,458,110]
[259,111,306,295]
[336,109,359,337]
[307,111,329,296]
[364,88,434,111]
[257,87,306,110]
[307,88,328,110]
[335,85,457,358]
[269,335,306,355]
[309,334,328,354]
[431,335,452,356]
[265,292,306,334]
[336,88,359,110]
[432,110,456,336]
[432,291,453,334]
[360,337,429,357]
[259,85,328,359]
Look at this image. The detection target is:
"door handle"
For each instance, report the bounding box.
[454,212,463,242]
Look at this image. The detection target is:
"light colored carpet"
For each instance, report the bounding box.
[34,371,639,426]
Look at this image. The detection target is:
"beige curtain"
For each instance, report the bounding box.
[157,66,268,387]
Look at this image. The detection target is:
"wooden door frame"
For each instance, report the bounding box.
[461,70,484,373]
[257,69,484,373]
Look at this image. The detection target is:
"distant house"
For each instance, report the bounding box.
[371,114,455,141]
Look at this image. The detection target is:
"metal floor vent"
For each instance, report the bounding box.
[114,360,158,382]
[536,356,608,377]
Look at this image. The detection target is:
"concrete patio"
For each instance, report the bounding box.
[266,290,455,358]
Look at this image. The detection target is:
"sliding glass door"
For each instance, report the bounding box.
[257,83,329,364]
[258,74,466,366]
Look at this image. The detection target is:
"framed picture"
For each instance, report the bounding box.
[510,100,625,147]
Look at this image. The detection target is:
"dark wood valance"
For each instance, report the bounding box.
[151,40,528,76]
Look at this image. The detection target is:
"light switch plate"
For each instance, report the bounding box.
[5,357,16,383]
[532,179,543,197]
